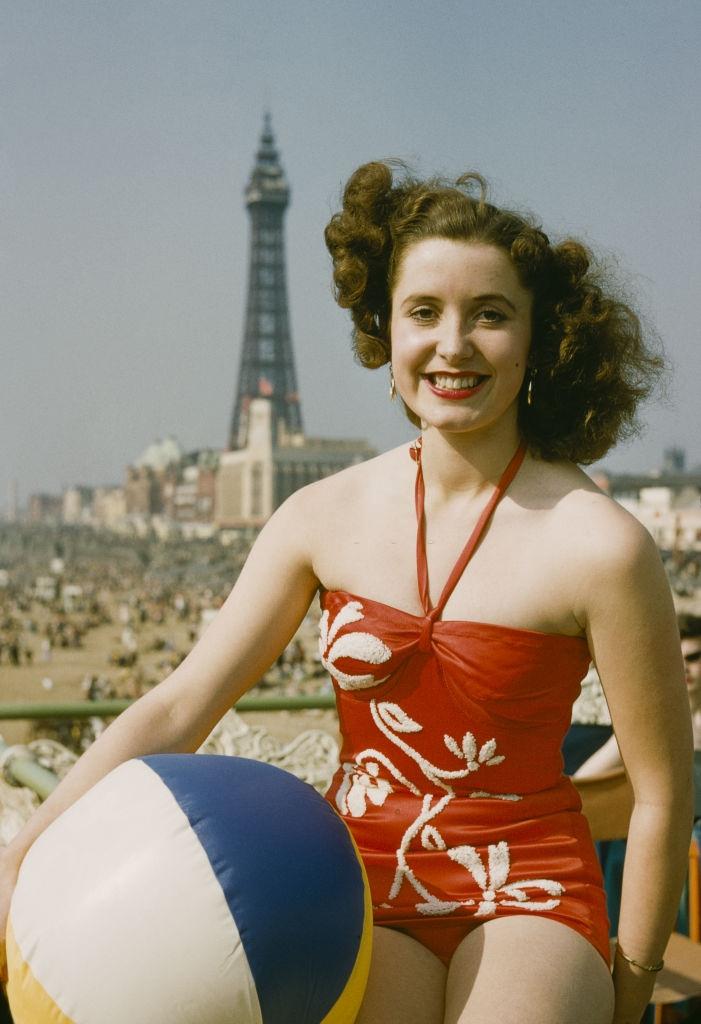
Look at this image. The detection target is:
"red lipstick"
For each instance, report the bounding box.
[424,375,488,400]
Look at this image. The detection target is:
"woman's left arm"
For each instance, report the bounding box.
[578,508,693,1024]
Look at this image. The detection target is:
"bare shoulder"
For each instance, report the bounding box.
[531,456,656,568]
[282,441,411,560]
[528,457,667,637]
[290,442,411,516]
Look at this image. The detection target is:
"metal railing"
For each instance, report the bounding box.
[0,694,336,719]
[0,694,337,799]
[0,738,61,800]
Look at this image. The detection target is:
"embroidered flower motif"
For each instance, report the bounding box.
[447,840,564,916]
[323,623,551,921]
[319,600,393,690]
[335,760,393,817]
[443,732,505,772]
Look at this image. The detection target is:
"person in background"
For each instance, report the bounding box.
[574,614,701,819]
[562,663,614,777]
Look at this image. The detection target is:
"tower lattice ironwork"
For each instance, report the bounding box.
[228,115,303,450]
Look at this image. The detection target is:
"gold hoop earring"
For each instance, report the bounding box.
[389,366,396,400]
[526,369,535,407]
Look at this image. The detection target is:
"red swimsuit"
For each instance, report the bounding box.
[320,437,610,968]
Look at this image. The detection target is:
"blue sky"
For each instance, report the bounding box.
[3,0,699,504]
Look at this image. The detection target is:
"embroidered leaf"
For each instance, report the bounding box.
[420,825,447,851]
[358,746,421,795]
[461,732,477,761]
[346,782,368,818]
[367,780,392,806]
[486,755,505,766]
[332,667,388,690]
[328,630,392,666]
[447,844,487,890]
[318,610,330,653]
[499,886,527,902]
[476,900,497,917]
[468,790,522,801]
[416,899,464,916]
[326,600,365,647]
[503,878,564,896]
[377,702,422,733]
[443,734,463,758]
[487,842,510,890]
[500,898,561,912]
[478,738,497,763]
[334,773,352,815]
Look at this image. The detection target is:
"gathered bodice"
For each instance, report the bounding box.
[318,437,591,798]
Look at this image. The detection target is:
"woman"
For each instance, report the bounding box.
[0,162,693,1024]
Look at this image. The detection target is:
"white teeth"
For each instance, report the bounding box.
[431,374,482,390]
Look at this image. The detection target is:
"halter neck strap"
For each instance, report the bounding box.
[413,438,528,617]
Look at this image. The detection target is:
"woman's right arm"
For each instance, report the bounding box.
[0,482,321,971]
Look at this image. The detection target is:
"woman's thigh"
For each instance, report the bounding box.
[444,916,614,1024]
[355,926,447,1024]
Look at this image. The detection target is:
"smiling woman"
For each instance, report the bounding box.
[389,239,533,443]
[324,162,664,465]
[319,162,692,1024]
[0,161,691,1024]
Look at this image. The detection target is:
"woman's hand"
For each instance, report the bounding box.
[611,956,657,1024]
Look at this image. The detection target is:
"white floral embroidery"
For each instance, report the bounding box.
[421,825,446,851]
[447,841,564,916]
[468,790,522,801]
[377,703,422,733]
[355,748,420,795]
[319,601,392,690]
[324,599,564,923]
[443,731,505,773]
[335,760,393,817]
[365,698,522,916]
[371,702,506,784]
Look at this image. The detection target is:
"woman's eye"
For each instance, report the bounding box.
[477,308,505,323]
[410,307,436,323]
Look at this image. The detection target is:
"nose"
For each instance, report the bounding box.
[434,316,475,363]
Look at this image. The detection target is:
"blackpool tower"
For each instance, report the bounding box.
[228,115,303,451]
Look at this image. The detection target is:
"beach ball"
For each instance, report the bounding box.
[6,755,372,1024]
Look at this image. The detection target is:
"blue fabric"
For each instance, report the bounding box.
[561,723,613,776]
[596,839,626,936]
[142,754,366,1024]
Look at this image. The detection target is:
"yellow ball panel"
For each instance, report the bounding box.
[320,827,374,1024]
[6,916,76,1024]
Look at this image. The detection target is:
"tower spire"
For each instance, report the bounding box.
[228,116,303,450]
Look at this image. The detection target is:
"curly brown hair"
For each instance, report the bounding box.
[324,160,665,464]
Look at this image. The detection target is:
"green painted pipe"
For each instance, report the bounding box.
[0,693,337,720]
[0,738,59,800]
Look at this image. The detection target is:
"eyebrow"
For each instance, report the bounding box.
[471,292,517,312]
[400,292,518,313]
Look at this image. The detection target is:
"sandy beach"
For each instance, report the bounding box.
[0,588,340,751]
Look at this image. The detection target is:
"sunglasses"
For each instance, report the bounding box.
[684,650,701,664]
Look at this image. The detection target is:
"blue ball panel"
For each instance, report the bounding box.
[141,755,366,1024]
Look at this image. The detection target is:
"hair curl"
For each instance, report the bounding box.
[324,160,665,464]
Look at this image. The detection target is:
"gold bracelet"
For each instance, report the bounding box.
[615,943,664,973]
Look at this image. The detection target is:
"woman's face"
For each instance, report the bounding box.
[389,238,533,439]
